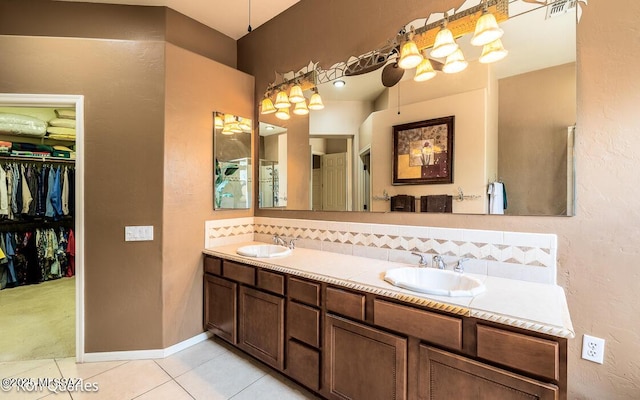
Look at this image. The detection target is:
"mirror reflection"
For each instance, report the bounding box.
[213,111,252,209]
[259,1,576,216]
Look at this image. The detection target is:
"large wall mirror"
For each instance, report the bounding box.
[214,111,252,209]
[258,1,576,216]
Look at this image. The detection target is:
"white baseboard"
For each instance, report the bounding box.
[82,331,213,363]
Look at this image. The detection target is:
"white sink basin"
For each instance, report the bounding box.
[384,267,486,297]
[236,244,292,258]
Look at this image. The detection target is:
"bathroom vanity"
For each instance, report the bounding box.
[203,244,573,400]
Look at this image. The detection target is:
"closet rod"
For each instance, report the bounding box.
[0,155,75,164]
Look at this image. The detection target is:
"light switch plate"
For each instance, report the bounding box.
[125,226,154,242]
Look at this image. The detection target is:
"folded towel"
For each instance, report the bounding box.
[49,118,76,129]
[488,182,505,215]
[54,109,76,120]
[47,134,76,141]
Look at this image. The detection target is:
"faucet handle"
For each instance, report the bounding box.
[455,258,468,273]
[288,239,297,250]
[411,252,428,267]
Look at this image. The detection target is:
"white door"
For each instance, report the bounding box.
[322,153,348,211]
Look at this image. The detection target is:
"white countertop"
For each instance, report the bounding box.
[204,242,574,339]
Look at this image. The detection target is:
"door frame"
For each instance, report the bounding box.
[358,145,371,212]
[0,93,85,362]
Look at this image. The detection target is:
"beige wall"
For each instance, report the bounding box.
[163,44,253,347]
[240,0,640,397]
[499,63,576,216]
[0,0,246,352]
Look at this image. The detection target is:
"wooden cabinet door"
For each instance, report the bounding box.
[204,274,237,344]
[238,286,285,370]
[324,314,407,400]
[418,345,559,400]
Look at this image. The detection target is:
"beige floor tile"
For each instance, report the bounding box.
[55,358,126,380]
[230,373,320,400]
[133,380,193,400]
[70,360,171,400]
[0,359,55,379]
[175,350,267,400]
[0,361,63,400]
[154,339,228,378]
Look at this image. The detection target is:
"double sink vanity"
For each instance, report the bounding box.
[203,241,573,400]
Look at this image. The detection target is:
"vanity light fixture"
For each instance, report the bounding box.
[442,49,468,74]
[238,118,252,132]
[479,38,508,63]
[293,100,310,115]
[430,17,459,59]
[333,80,346,88]
[414,52,437,82]
[471,0,504,46]
[288,84,305,103]
[221,124,234,135]
[214,114,224,128]
[275,106,291,120]
[274,90,291,109]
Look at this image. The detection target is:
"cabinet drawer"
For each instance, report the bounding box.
[477,325,559,381]
[326,287,365,321]
[223,261,255,285]
[288,301,320,347]
[286,340,320,391]
[204,256,221,276]
[288,277,321,307]
[373,299,462,351]
[257,269,285,295]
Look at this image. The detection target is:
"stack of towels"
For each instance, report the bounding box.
[46,109,76,141]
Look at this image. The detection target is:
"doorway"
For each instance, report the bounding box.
[0,93,84,362]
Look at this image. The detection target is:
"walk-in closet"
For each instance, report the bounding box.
[0,99,79,362]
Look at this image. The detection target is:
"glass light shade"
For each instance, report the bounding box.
[479,39,509,63]
[239,118,252,132]
[398,40,423,69]
[430,28,458,58]
[293,100,309,115]
[442,49,468,74]
[414,58,437,82]
[261,97,276,114]
[470,12,504,47]
[221,125,234,135]
[214,115,223,128]
[224,113,235,124]
[308,92,324,110]
[274,91,291,109]
[289,85,305,103]
[228,121,242,133]
[275,107,290,120]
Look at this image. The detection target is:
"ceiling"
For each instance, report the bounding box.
[56,0,300,40]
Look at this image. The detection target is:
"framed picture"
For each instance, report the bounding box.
[392,116,454,185]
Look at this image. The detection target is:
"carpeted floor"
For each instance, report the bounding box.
[0,277,75,362]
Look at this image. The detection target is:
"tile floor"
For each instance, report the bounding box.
[0,338,320,399]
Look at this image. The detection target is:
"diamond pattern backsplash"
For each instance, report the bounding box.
[206,217,557,284]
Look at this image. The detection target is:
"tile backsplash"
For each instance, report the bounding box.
[206,216,558,284]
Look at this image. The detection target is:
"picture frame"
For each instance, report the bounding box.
[392,116,454,185]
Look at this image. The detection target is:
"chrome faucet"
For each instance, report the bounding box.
[288,239,297,250]
[273,235,286,246]
[455,258,467,273]
[411,252,429,268]
[432,255,446,270]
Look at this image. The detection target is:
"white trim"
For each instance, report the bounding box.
[82,331,213,362]
[0,93,85,362]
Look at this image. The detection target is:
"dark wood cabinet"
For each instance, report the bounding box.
[324,314,407,400]
[418,346,559,400]
[204,274,237,343]
[238,285,285,370]
[203,254,567,400]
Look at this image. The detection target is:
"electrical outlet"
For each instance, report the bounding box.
[581,334,605,364]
